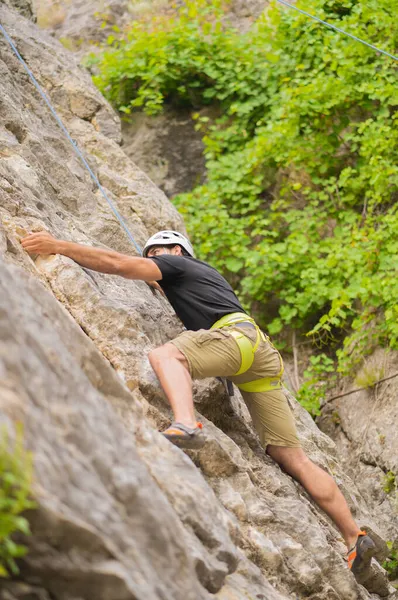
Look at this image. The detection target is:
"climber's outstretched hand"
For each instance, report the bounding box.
[21,231,60,255]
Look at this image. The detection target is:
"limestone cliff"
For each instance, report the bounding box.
[0,4,397,600]
[318,350,398,551]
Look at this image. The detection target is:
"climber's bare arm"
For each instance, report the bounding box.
[21,232,162,282]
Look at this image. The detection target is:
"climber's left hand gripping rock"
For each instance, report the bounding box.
[22,231,59,255]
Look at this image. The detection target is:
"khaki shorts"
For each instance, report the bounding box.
[170,325,300,448]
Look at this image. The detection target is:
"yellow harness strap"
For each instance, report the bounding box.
[211,312,283,392]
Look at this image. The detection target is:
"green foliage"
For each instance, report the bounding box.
[0,425,36,578]
[297,353,336,416]
[90,0,398,384]
[383,471,397,495]
[87,0,234,115]
[383,541,398,581]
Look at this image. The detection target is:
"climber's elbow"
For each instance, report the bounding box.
[116,256,163,282]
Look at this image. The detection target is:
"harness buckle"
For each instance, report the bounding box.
[211,312,284,391]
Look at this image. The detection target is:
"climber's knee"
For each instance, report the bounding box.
[148,343,188,372]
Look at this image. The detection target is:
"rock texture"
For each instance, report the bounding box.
[318,349,398,548]
[121,109,206,198]
[227,0,269,32]
[0,4,397,600]
[0,255,225,600]
[2,0,35,20]
[32,0,131,47]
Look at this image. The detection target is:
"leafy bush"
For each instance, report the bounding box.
[297,353,336,416]
[383,470,397,495]
[383,541,398,581]
[0,425,35,577]
[90,0,398,404]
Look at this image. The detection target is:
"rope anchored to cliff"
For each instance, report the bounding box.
[0,22,143,255]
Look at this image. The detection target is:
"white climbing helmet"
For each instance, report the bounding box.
[143,230,195,258]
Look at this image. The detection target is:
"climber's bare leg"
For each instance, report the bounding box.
[149,343,196,428]
[267,445,361,550]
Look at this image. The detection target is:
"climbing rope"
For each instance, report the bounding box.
[276,0,398,62]
[0,22,143,255]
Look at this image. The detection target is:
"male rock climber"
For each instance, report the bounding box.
[22,229,375,580]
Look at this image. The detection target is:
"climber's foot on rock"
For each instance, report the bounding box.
[162,422,205,449]
[348,531,376,582]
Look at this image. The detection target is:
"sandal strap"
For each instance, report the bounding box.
[348,530,367,554]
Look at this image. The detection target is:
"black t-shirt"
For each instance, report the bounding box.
[150,255,246,331]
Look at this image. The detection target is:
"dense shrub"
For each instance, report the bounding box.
[90,0,398,409]
[0,426,35,577]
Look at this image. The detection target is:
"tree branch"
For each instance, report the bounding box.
[324,372,398,405]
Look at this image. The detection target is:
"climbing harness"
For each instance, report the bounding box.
[0,22,142,255]
[276,0,398,62]
[211,313,284,393]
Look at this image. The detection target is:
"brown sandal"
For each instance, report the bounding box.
[347,531,376,582]
[162,422,205,449]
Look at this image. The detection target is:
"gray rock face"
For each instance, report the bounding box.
[33,0,131,47]
[227,0,269,32]
[318,349,398,546]
[121,109,206,199]
[1,0,36,21]
[0,254,241,600]
[0,4,397,600]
